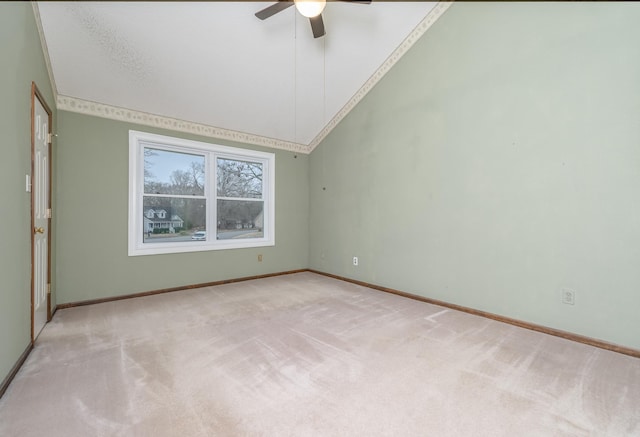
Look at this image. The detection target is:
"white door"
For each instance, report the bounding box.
[32,84,51,341]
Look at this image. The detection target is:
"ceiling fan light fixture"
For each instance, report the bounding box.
[294,0,326,18]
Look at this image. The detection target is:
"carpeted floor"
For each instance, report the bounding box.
[1,272,639,436]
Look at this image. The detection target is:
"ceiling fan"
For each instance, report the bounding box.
[255,0,372,39]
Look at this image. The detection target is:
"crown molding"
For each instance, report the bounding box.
[307,1,452,152]
[32,1,58,98]
[57,96,310,154]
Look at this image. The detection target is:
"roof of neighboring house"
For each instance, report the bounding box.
[144,207,183,223]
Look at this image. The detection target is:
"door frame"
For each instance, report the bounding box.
[31,82,53,341]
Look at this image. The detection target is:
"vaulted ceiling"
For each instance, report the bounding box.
[35,1,450,153]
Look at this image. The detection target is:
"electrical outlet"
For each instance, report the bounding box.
[257,254,263,262]
[561,288,575,305]
[353,256,358,266]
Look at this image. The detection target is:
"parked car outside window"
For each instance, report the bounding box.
[191,231,206,241]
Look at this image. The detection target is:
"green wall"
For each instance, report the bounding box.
[3,1,640,390]
[310,3,640,349]
[0,3,56,384]
[55,111,309,304]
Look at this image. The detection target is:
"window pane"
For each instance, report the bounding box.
[217,199,264,240]
[217,158,262,199]
[144,148,205,196]
[143,197,206,243]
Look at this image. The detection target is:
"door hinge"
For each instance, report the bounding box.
[47,283,51,295]
[46,208,52,219]
[47,133,53,144]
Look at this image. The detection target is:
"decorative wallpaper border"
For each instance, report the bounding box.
[56,96,309,154]
[307,1,452,152]
[48,2,452,155]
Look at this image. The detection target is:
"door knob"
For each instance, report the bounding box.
[34,227,44,234]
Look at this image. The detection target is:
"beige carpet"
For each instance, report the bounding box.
[1,272,639,436]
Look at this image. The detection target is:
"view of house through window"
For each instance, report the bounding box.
[128,130,275,256]
[143,148,206,243]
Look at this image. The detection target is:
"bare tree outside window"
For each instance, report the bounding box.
[216,158,264,239]
[217,159,262,198]
[144,148,204,196]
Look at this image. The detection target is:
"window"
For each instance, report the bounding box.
[128,130,274,256]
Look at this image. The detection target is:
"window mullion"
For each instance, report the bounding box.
[209,152,216,243]
[217,196,263,202]
[143,193,207,200]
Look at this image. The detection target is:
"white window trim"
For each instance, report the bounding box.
[128,130,275,256]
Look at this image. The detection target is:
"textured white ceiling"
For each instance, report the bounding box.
[36,1,442,150]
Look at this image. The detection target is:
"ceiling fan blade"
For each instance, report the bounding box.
[255,1,294,20]
[310,15,325,38]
